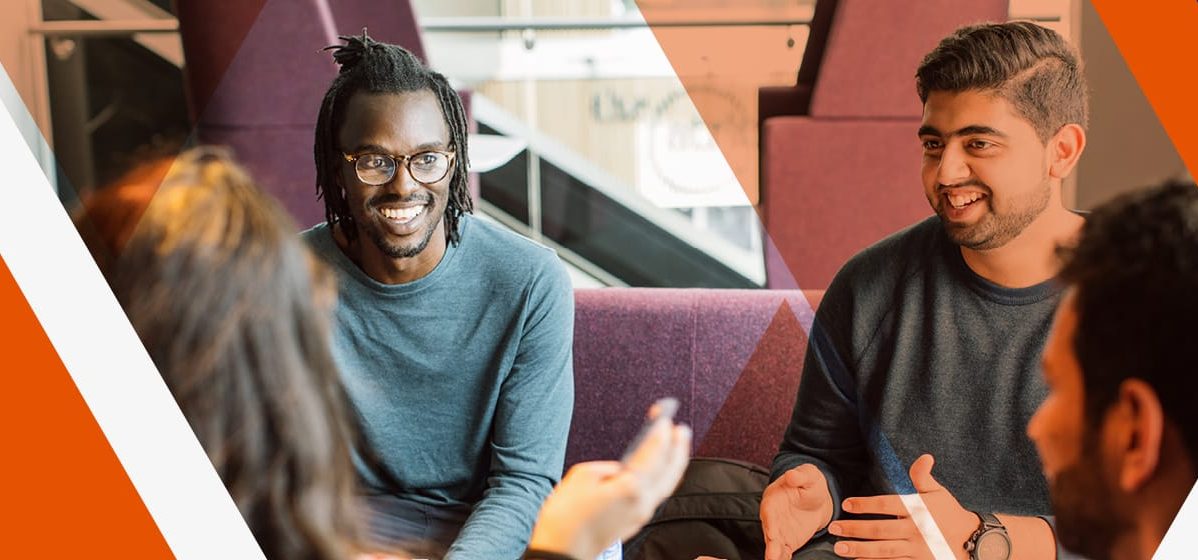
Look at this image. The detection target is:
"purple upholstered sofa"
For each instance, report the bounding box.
[567,288,824,469]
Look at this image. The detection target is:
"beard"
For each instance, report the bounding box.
[1049,432,1134,560]
[357,192,443,259]
[936,177,1051,251]
[364,213,440,258]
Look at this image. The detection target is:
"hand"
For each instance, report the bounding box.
[828,454,979,560]
[528,414,691,560]
[761,463,835,560]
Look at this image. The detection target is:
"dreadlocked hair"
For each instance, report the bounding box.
[314,30,473,246]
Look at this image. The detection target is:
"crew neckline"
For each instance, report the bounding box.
[312,215,470,296]
[939,227,1062,306]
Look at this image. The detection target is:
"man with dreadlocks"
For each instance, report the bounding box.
[301,33,574,559]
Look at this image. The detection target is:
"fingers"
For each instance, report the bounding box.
[780,463,825,489]
[647,397,678,420]
[908,454,942,494]
[656,424,692,492]
[833,538,914,559]
[828,519,916,541]
[626,420,692,498]
[625,416,674,475]
[764,538,794,560]
[605,422,692,542]
[842,494,910,517]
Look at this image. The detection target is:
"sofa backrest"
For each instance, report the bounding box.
[809,0,1008,118]
[176,0,430,228]
[760,0,1008,289]
[569,288,823,468]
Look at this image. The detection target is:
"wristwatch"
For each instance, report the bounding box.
[964,512,1012,560]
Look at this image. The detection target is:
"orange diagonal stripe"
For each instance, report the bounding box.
[0,256,173,558]
[1088,0,1198,176]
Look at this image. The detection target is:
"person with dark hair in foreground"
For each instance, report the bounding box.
[762,22,1088,560]
[96,148,370,560]
[1029,180,1198,560]
[81,147,690,560]
[302,32,575,558]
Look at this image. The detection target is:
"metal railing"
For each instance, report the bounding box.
[30,19,178,37]
[27,13,1060,38]
[420,16,812,32]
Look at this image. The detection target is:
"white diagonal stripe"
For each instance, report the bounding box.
[0,61,265,559]
[900,493,957,560]
[1155,481,1198,559]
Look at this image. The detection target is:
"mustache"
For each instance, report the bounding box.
[937,180,992,195]
[368,193,432,207]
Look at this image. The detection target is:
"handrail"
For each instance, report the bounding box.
[27,14,1061,38]
[420,16,812,32]
[30,19,177,37]
[420,14,1059,33]
[476,199,627,287]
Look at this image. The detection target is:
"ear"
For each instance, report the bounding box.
[1109,378,1166,492]
[1048,123,1086,180]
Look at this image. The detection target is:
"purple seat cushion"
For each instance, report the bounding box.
[570,288,823,468]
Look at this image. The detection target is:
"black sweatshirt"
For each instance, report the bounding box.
[773,216,1057,523]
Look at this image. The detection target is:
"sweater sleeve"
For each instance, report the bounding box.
[771,274,870,530]
[446,257,576,560]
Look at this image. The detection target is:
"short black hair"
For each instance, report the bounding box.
[1058,180,1198,464]
[314,31,472,245]
[916,21,1088,142]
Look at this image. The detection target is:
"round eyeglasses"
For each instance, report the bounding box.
[342,150,454,186]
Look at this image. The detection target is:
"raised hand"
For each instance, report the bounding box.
[528,410,691,560]
[828,454,978,560]
[761,463,835,560]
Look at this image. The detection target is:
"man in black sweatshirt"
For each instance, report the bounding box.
[761,22,1087,560]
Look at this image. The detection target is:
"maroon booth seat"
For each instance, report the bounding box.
[568,288,823,469]
[759,0,1008,290]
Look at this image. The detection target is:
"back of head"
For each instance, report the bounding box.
[75,157,173,276]
[314,31,473,245]
[99,147,362,560]
[1059,180,1198,466]
[916,21,1089,142]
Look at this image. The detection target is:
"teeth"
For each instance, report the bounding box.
[947,193,983,209]
[381,206,423,221]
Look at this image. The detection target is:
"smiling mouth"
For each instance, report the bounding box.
[378,205,426,224]
[944,192,987,210]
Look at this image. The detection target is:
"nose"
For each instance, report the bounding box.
[384,164,422,198]
[936,144,971,188]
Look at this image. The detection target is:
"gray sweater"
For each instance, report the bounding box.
[303,215,575,560]
[773,216,1056,521]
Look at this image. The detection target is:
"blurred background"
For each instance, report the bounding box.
[0,0,1187,289]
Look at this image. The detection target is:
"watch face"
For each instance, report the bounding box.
[976,531,1012,560]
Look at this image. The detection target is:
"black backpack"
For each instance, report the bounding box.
[624,458,769,560]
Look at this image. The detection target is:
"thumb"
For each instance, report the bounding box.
[910,454,943,494]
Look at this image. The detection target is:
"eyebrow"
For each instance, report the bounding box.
[348,141,450,154]
[917,125,1007,139]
